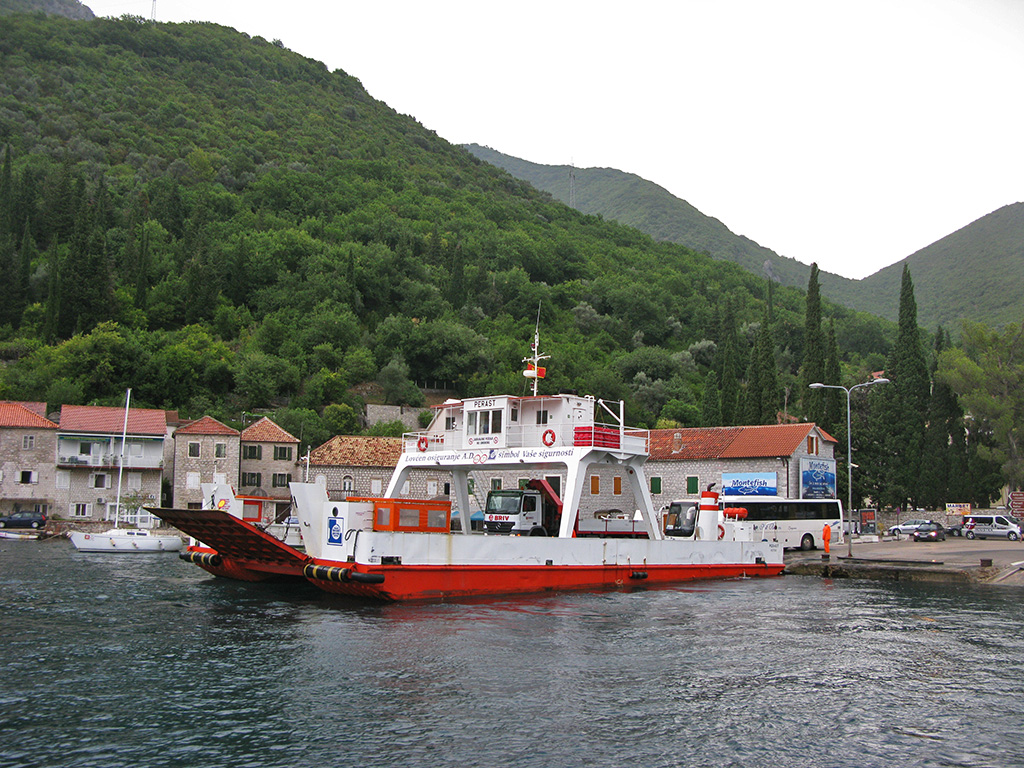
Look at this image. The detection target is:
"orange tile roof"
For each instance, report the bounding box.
[310,435,402,468]
[648,427,742,460]
[649,423,835,461]
[0,401,48,418]
[174,415,239,437]
[59,405,167,436]
[0,402,59,429]
[240,417,298,444]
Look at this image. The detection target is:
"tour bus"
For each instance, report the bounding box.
[665,496,843,551]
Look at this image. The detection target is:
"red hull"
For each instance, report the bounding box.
[305,561,785,601]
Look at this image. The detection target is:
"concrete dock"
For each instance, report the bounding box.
[785,535,1024,586]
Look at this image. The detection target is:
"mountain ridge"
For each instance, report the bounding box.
[465,144,1024,331]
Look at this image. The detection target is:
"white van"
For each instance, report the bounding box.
[963,514,1022,541]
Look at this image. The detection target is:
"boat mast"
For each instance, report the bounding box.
[113,388,131,527]
[522,303,549,397]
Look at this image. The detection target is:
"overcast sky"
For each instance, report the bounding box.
[84,0,1024,280]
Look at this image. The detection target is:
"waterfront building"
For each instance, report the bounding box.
[0,402,60,518]
[171,416,240,509]
[55,405,168,525]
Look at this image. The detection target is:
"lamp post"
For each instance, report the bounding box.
[809,377,890,557]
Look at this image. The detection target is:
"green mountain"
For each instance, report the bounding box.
[465,145,1024,331]
[0,9,896,443]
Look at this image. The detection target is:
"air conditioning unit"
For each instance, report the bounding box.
[97,497,105,504]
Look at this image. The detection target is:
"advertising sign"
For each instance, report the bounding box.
[800,458,837,499]
[945,502,972,515]
[1009,491,1024,513]
[722,472,778,496]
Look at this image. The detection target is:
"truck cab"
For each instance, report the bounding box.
[484,479,562,536]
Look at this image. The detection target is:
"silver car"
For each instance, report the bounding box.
[887,519,932,536]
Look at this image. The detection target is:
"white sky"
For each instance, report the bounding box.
[84,0,1024,280]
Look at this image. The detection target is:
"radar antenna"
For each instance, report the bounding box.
[522,302,549,396]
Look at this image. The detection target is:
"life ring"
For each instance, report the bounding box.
[717,524,725,540]
[542,429,556,447]
[417,436,428,452]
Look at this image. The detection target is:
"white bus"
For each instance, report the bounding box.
[665,496,843,551]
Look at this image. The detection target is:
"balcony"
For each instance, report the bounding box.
[57,455,164,470]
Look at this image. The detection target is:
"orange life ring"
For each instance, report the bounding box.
[542,429,556,447]
[417,436,428,452]
[717,524,725,540]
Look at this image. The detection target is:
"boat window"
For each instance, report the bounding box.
[666,503,697,537]
[467,411,477,434]
[536,410,549,425]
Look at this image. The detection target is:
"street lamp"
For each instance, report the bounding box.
[809,377,890,557]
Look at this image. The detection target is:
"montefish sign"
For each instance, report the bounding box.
[800,458,837,499]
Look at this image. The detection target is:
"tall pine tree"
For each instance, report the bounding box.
[800,263,826,423]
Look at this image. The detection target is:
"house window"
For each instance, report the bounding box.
[686,476,699,495]
[213,472,226,484]
[19,470,37,484]
[242,472,261,488]
[371,478,383,495]
[490,478,502,491]
[128,472,142,490]
[22,435,35,450]
[215,443,227,458]
[590,476,600,495]
[272,473,291,488]
[187,442,200,458]
[91,474,108,489]
[79,442,92,456]
[402,480,410,495]
[274,446,293,461]
[131,442,143,457]
[71,503,91,518]
[187,472,200,490]
[651,476,662,495]
[427,480,438,496]
[807,436,818,455]
[56,470,70,489]
[613,476,622,495]
[243,445,262,460]
[342,476,354,491]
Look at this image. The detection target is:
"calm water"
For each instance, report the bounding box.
[2,542,1024,768]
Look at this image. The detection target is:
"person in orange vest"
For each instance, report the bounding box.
[823,522,831,555]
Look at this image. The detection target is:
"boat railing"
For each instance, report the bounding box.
[401,422,649,455]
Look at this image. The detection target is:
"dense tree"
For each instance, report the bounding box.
[800,263,825,422]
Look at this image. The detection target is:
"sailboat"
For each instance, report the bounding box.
[68,389,182,553]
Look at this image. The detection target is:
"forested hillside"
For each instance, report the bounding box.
[0,11,900,450]
[466,145,1024,332]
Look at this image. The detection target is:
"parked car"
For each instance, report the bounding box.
[946,521,964,537]
[887,519,932,536]
[0,510,47,529]
[912,522,946,542]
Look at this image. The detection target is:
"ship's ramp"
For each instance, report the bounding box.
[147,507,307,576]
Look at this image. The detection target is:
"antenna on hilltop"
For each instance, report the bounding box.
[151,0,156,20]
[568,162,576,210]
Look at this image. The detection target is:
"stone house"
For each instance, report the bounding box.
[0,402,60,518]
[172,415,241,508]
[239,417,300,519]
[644,423,838,510]
[55,404,168,524]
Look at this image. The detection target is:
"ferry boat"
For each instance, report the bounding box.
[153,358,783,600]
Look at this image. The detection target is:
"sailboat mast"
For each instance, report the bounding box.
[114,388,131,526]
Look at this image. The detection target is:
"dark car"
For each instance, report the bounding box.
[946,521,964,537]
[912,522,946,542]
[0,510,47,529]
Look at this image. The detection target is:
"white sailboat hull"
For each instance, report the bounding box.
[69,529,183,553]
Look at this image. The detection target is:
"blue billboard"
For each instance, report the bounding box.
[722,472,778,496]
[800,458,837,499]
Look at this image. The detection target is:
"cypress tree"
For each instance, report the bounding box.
[800,263,826,423]
[865,266,930,510]
[700,370,722,427]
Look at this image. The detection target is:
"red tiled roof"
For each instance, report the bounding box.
[174,415,239,437]
[648,427,742,460]
[310,435,402,468]
[59,405,167,436]
[241,417,298,444]
[649,423,835,461]
[0,402,59,429]
[0,401,48,418]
